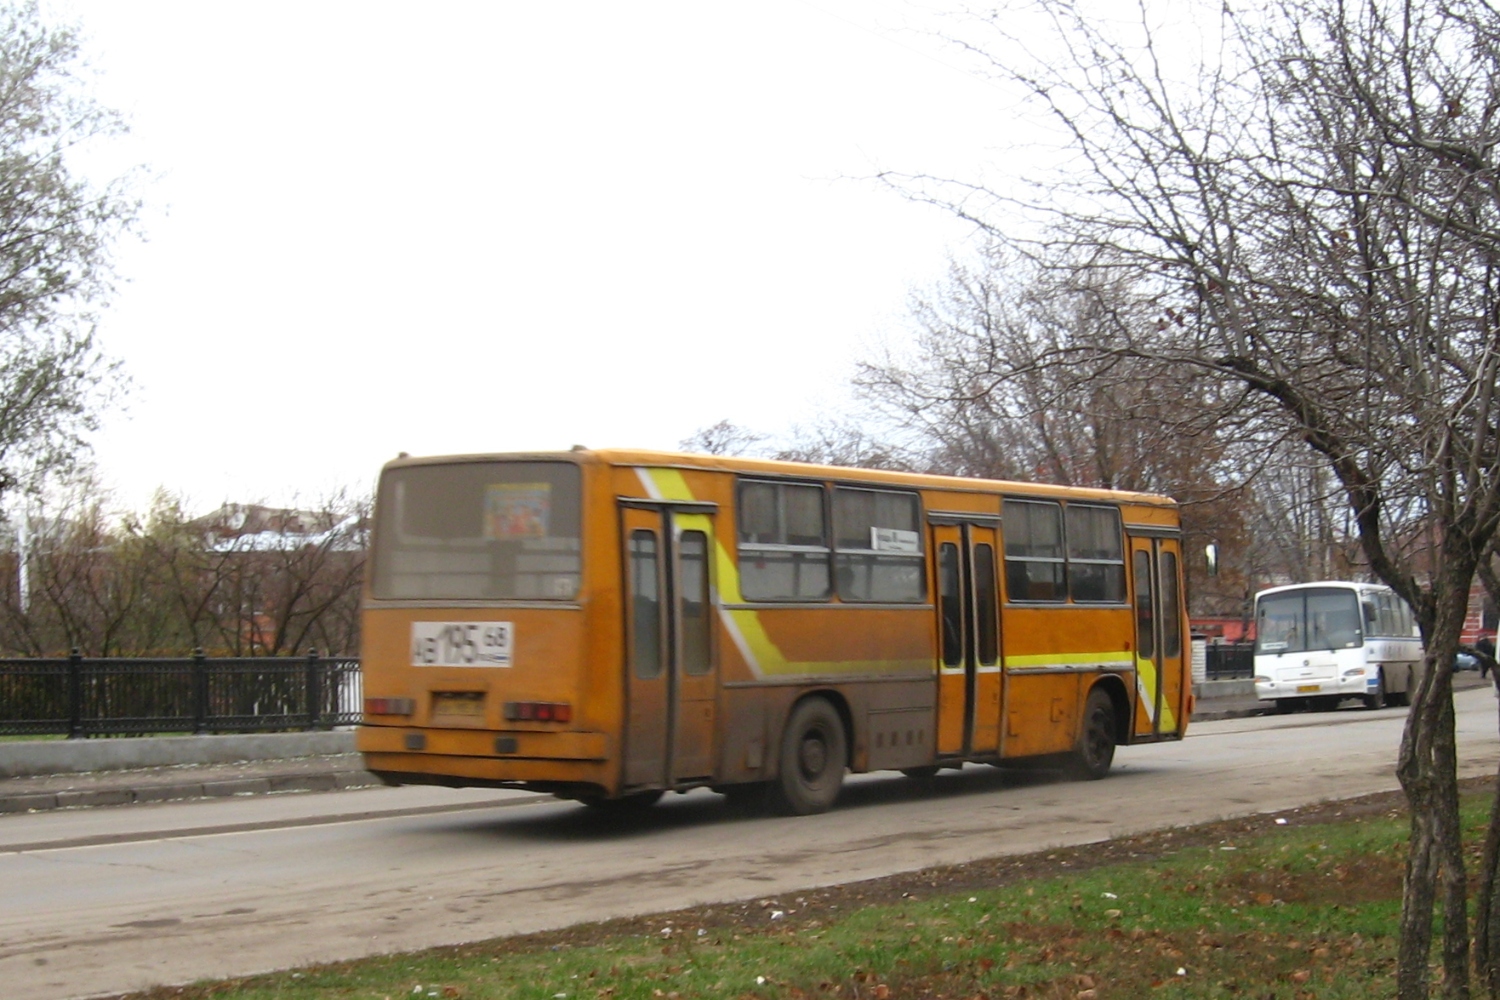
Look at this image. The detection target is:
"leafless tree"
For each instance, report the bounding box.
[0,488,368,658]
[679,420,768,457]
[880,1,1500,993]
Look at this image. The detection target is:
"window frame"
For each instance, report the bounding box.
[830,484,926,604]
[1064,503,1128,604]
[735,478,832,603]
[1002,497,1128,606]
[1002,498,1067,604]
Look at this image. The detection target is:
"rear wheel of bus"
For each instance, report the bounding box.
[772,697,846,815]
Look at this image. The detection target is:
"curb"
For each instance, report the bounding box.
[0,749,384,815]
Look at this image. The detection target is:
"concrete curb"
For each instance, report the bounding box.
[0,760,381,814]
[0,731,357,779]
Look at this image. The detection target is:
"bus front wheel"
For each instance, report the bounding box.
[1070,688,1116,780]
[772,697,846,815]
[1363,669,1387,710]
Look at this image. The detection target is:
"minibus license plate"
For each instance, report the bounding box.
[1296,683,1320,693]
[411,622,514,667]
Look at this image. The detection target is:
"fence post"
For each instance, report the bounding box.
[66,647,82,739]
[192,648,208,734]
[306,647,322,730]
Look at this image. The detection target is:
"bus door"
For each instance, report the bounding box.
[1127,533,1185,738]
[620,500,719,789]
[931,519,1002,756]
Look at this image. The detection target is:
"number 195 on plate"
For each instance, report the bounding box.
[410,622,514,667]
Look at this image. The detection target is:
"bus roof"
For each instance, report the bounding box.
[1255,581,1393,599]
[379,448,1180,510]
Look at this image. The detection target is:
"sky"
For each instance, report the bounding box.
[47,1,1021,513]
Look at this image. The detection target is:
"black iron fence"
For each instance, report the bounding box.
[1204,642,1256,680]
[0,651,362,738]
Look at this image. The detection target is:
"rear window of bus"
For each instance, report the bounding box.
[372,461,582,600]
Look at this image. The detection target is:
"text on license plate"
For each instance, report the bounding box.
[1296,683,1321,693]
[411,622,514,667]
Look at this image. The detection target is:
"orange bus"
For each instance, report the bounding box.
[356,449,1191,814]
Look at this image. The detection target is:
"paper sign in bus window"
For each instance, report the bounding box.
[871,527,920,553]
[485,483,551,540]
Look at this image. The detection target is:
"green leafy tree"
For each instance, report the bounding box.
[0,1,135,494]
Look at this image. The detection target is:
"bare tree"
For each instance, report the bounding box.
[0,489,368,657]
[679,420,767,457]
[881,2,1500,993]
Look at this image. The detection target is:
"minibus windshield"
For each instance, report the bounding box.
[1255,587,1363,654]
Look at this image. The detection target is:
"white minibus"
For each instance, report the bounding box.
[1252,581,1423,711]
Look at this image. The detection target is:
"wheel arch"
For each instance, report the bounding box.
[777,687,854,772]
[1089,674,1132,744]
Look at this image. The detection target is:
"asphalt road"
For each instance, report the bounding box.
[5,690,1499,1000]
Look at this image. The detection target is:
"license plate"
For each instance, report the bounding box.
[411,622,514,666]
[431,692,486,722]
[1296,683,1321,693]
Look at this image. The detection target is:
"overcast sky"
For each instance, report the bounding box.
[48,1,1020,512]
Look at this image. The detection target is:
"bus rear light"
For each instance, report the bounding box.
[504,701,572,723]
[365,697,416,716]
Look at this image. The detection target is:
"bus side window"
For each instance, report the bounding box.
[939,543,962,666]
[630,530,662,679]
[1134,550,1154,659]
[1003,499,1065,602]
[680,530,712,676]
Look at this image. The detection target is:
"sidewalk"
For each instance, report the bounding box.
[5,676,1474,817]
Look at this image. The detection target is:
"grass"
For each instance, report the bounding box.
[115,790,1489,1000]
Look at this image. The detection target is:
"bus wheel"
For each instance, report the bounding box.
[1363,669,1388,710]
[901,765,940,780]
[772,697,846,815]
[1070,688,1116,780]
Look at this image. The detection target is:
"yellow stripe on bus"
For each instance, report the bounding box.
[1004,651,1133,669]
[1134,655,1178,732]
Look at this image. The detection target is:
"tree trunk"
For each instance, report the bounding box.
[1398,561,1474,999]
[1475,710,1500,997]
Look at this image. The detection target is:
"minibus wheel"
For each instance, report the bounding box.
[1070,688,1116,780]
[772,697,847,815]
[1363,669,1387,710]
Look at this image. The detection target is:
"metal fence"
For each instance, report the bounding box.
[0,651,362,738]
[1204,642,1255,680]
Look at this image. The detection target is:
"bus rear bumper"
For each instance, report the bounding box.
[357,725,614,792]
[357,724,608,760]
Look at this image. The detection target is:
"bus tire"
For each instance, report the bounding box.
[771,697,846,815]
[1363,669,1387,710]
[1070,688,1115,780]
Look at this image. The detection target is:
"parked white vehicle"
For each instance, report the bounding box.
[1252,581,1424,711]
